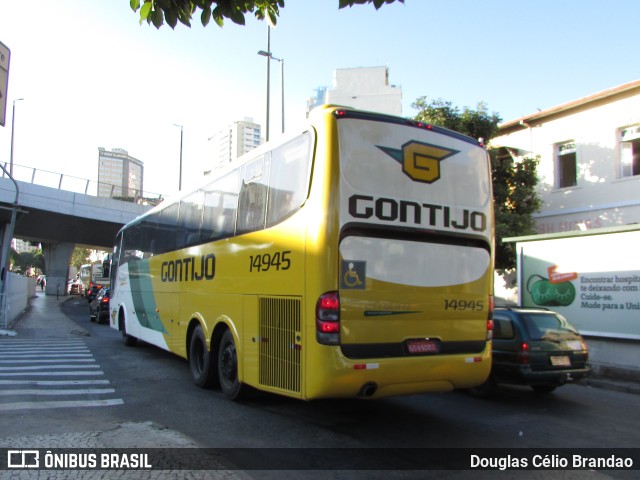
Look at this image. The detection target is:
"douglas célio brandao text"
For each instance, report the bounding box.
[470,453,634,470]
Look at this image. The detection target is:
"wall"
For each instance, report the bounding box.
[3,272,36,329]
[491,86,640,234]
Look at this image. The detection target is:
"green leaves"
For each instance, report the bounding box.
[130,0,401,29]
[339,0,404,9]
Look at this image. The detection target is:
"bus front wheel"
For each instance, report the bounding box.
[218,329,246,400]
[189,325,216,388]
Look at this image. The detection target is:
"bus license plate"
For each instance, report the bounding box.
[550,355,571,367]
[407,339,439,354]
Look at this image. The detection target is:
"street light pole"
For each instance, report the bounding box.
[9,98,24,177]
[257,46,284,137]
[277,57,284,134]
[262,27,271,142]
[173,124,183,191]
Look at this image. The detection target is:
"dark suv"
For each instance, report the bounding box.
[472,306,590,395]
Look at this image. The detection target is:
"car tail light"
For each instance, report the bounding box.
[316,291,340,345]
[485,294,494,340]
[517,342,530,364]
[101,296,109,304]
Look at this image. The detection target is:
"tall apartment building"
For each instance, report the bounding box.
[97,148,144,199]
[211,118,262,170]
[307,66,402,116]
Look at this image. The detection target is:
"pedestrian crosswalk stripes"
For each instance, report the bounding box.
[0,339,124,411]
[0,379,110,385]
[0,364,99,370]
[0,399,124,411]
[0,370,103,376]
[1,388,115,395]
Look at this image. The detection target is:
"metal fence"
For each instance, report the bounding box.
[1,162,165,202]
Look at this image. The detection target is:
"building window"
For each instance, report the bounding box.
[556,141,577,188]
[620,125,640,178]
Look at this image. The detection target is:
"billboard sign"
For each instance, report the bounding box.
[516,227,640,340]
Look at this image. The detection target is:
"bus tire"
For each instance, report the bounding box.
[120,316,137,347]
[218,329,246,400]
[189,325,216,388]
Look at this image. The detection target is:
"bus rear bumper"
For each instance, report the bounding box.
[305,348,491,400]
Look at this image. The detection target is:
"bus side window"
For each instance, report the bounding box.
[237,156,268,235]
[202,170,239,240]
[267,132,313,227]
[121,224,143,266]
[157,203,179,253]
[178,190,205,247]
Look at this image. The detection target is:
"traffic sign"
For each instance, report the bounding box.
[0,40,10,127]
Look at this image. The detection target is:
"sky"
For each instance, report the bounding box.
[1,0,639,197]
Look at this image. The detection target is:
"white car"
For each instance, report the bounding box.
[67,279,84,295]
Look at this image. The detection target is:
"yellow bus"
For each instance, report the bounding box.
[109,106,494,400]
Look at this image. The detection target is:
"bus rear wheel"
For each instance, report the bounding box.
[189,325,216,388]
[218,329,246,400]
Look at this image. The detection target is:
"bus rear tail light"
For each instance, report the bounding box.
[316,291,340,345]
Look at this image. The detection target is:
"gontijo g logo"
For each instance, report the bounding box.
[377,141,459,184]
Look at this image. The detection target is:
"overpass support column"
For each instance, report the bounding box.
[42,242,75,296]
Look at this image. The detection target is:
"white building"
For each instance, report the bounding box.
[97,148,144,200]
[491,80,640,235]
[307,66,402,116]
[211,118,262,170]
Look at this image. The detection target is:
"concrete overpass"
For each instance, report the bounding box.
[0,173,154,296]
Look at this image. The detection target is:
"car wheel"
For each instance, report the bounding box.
[189,325,216,388]
[531,385,557,394]
[217,329,246,400]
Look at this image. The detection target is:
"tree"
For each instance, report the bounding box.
[491,152,540,269]
[410,97,541,270]
[412,97,502,144]
[70,247,93,269]
[130,0,403,29]
[10,248,45,275]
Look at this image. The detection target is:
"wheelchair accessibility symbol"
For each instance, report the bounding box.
[341,261,366,290]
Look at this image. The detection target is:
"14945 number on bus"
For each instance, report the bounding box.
[249,251,292,273]
[443,299,484,311]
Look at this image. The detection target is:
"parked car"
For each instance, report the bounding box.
[471,306,590,395]
[89,288,110,325]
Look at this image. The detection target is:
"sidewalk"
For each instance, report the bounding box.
[0,291,88,340]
